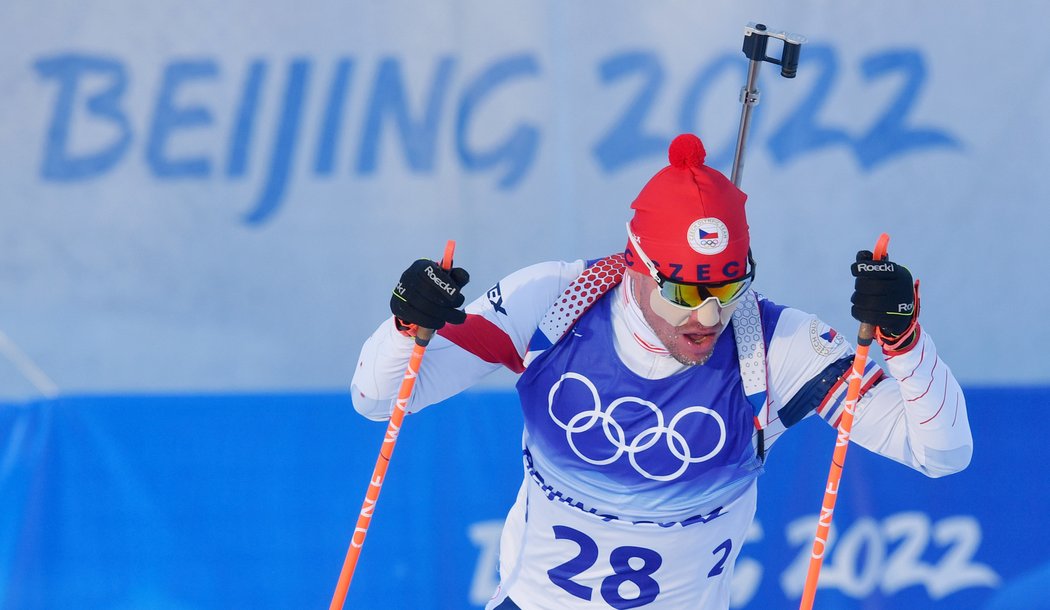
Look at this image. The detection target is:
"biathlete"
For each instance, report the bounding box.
[351,133,972,609]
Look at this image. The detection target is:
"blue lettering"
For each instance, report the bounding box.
[456,54,540,188]
[852,49,961,169]
[681,506,724,526]
[767,45,961,171]
[314,59,354,175]
[32,46,962,229]
[623,248,636,269]
[146,59,218,178]
[243,59,311,225]
[357,56,456,174]
[668,263,684,281]
[722,260,741,278]
[226,60,267,177]
[678,53,748,171]
[34,54,132,181]
[695,264,711,281]
[592,51,667,172]
[487,283,508,315]
[767,45,852,166]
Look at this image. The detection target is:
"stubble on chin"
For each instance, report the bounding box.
[654,327,714,367]
[677,350,713,367]
[668,343,714,367]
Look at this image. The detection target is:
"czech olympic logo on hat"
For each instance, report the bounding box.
[687,218,730,255]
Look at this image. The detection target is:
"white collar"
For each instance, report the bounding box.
[610,275,689,379]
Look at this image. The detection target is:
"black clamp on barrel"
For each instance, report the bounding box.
[742,22,805,78]
[731,22,807,187]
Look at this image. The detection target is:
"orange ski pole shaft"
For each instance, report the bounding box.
[799,233,890,610]
[329,240,456,610]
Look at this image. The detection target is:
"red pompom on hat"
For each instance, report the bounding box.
[625,133,750,284]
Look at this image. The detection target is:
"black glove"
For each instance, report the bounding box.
[850,250,917,337]
[390,259,470,330]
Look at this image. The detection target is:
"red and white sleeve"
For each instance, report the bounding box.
[850,329,973,477]
[350,259,585,420]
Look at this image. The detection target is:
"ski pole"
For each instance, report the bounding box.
[731,22,806,188]
[329,240,457,610]
[798,233,891,610]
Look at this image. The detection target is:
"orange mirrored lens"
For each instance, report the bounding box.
[660,278,749,308]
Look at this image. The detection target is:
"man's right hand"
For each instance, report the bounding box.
[390,259,470,330]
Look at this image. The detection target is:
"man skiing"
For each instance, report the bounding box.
[351,133,972,609]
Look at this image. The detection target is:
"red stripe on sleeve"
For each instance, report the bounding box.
[438,314,526,374]
[897,341,927,383]
[907,357,940,402]
[919,375,950,425]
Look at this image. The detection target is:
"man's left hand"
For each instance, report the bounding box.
[850,250,919,339]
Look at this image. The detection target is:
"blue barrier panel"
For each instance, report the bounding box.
[746,386,1049,609]
[0,387,1046,609]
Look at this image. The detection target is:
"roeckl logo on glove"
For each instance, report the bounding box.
[898,303,914,313]
[425,265,457,295]
[395,282,407,297]
[857,262,896,272]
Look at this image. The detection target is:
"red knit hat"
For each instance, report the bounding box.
[625,134,750,284]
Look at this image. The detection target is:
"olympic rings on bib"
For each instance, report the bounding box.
[547,373,727,482]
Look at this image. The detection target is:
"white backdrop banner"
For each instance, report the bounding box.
[0,1,1044,396]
